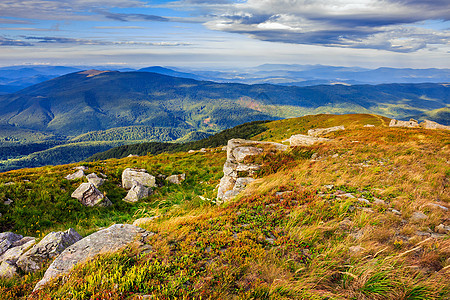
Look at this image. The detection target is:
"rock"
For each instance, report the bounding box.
[0,232,23,256]
[323,184,334,190]
[358,198,371,205]
[435,224,450,234]
[390,208,402,215]
[410,211,428,223]
[72,166,88,171]
[288,134,330,146]
[127,154,139,157]
[16,228,82,273]
[0,261,18,278]
[373,198,386,206]
[3,198,13,205]
[122,168,156,190]
[166,174,186,185]
[307,125,345,137]
[123,181,150,203]
[133,216,159,227]
[389,119,420,128]
[86,173,105,188]
[428,203,448,211]
[1,237,36,264]
[188,150,196,153]
[339,219,353,230]
[420,120,450,130]
[364,124,375,127]
[71,183,112,207]
[65,169,85,180]
[3,182,15,186]
[222,146,227,151]
[217,139,288,202]
[33,224,152,291]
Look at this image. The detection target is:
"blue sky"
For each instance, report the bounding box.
[0,0,449,68]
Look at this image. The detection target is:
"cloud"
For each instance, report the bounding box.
[0,36,33,46]
[98,11,169,22]
[92,26,146,29]
[170,0,450,52]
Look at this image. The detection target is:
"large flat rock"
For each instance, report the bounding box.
[34,224,152,291]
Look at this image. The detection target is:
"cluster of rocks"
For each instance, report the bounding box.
[285,125,345,146]
[0,224,152,292]
[217,139,288,202]
[0,228,81,278]
[389,119,449,130]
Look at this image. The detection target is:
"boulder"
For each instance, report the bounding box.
[364,124,375,127]
[127,154,139,157]
[16,228,82,273]
[0,261,18,278]
[232,147,264,163]
[0,237,36,264]
[234,177,255,191]
[227,139,287,164]
[123,181,150,203]
[65,169,85,180]
[435,224,450,234]
[86,173,105,188]
[420,120,450,130]
[288,134,329,146]
[217,175,236,201]
[389,119,420,128]
[166,174,186,185]
[0,232,23,256]
[72,166,88,171]
[307,125,345,137]
[410,211,428,223]
[34,224,152,291]
[71,183,112,207]
[122,168,156,190]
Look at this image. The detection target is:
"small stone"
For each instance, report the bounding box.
[86,173,105,188]
[188,150,196,153]
[324,185,334,190]
[3,198,13,205]
[360,207,374,213]
[65,170,85,180]
[435,224,450,234]
[72,166,88,171]
[127,154,139,157]
[373,198,386,206]
[364,124,375,127]
[199,148,207,153]
[3,182,15,186]
[123,181,150,203]
[410,211,428,223]
[166,174,186,185]
[429,203,448,211]
[358,198,370,205]
[390,209,402,215]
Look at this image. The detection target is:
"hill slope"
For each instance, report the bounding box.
[0,114,449,299]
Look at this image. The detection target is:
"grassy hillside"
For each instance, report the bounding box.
[0,114,449,299]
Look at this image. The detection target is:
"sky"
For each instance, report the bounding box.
[0,0,449,69]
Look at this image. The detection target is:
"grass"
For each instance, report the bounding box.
[0,114,449,299]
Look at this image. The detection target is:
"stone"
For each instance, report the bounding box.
[358,198,371,205]
[420,120,450,130]
[188,150,196,153]
[1,237,36,264]
[3,198,13,205]
[133,216,159,227]
[364,124,375,127]
[233,177,255,191]
[65,169,85,180]
[71,183,112,207]
[122,168,156,190]
[123,181,150,203]
[3,182,15,186]
[288,134,329,146]
[34,224,152,291]
[86,173,105,188]
[72,166,88,171]
[435,224,450,234]
[429,203,448,211]
[127,154,139,157]
[0,232,23,256]
[0,261,18,278]
[390,209,402,215]
[410,211,428,223]
[166,174,186,185]
[222,146,227,151]
[227,139,287,163]
[232,147,264,163]
[389,119,420,128]
[324,185,334,190]
[339,219,353,230]
[222,190,240,201]
[217,175,236,200]
[373,198,386,206]
[16,228,82,273]
[307,125,345,137]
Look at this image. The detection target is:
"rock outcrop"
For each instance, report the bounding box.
[71,183,112,207]
[86,173,105,188]
[389,119,420,128]
[0,235,36,278]
[420,120,450,130]
[308,125,345,137]
[287,134,330,146]
[0,232,23,256]
[122,168,156,189]
[123,180,150,203]
[65,169,85,180]
[166,173,186,185]
[16,228,82,273]
[34,224,152,291]
[217,139,288,202]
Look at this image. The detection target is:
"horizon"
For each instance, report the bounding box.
[0,0,449,69]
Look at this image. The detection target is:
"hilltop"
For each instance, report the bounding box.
[0,114,448,299]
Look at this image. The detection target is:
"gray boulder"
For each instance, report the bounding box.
[71,183,112,207]
[16,228,82,273]
[0,232,23,256]
[1,237,36,264]
[34,224,152,291]
[65,169,85,180]
[166,174,186,185]
[288,134,329,146]
[123,181,150,203]
[86,173,105,188]
[420,120,450,130]
[389,119,420,128]
[0,261,18,278]
[122,168,156,189]
[308,125,345,137]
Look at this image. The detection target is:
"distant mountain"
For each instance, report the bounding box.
[137,66,206,81]
[0,70,448,138]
